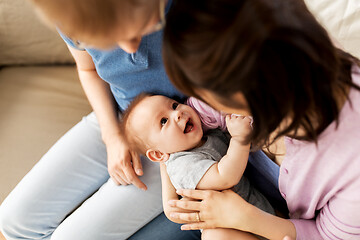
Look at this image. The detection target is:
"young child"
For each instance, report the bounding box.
[120,93,274,240]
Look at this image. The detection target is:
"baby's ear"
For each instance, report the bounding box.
[146,149,170,163]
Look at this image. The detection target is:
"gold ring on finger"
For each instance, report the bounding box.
[196,212,201,222]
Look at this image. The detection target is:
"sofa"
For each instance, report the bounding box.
[0,0,359,207]
[0,0,91,204]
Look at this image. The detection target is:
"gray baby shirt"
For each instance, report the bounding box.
[165,129,229,190]
[164,129,275,214]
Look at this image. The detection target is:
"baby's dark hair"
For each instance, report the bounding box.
[120,92,153,155]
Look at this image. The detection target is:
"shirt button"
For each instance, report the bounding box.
[283,168,289,174]
[281,192,286,199]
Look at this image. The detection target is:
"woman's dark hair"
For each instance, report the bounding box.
[163,0,360,148]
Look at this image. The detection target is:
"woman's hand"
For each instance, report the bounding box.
[106,135,147,190]
[169,189,297,240]
[168,188,253,231]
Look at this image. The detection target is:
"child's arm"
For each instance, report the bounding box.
[160,163,195,224]
[196,115,252,190]
[160,163,179,214]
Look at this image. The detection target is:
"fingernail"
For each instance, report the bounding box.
[136,169,143,175]
[181,225,189,230]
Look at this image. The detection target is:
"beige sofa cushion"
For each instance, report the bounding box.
[0,66,91,203]
[305,0,360,59]
[0,0,74,65]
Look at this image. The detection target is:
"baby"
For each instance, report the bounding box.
[120,93,273,240]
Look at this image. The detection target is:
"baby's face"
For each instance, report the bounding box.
[130,95,203,153]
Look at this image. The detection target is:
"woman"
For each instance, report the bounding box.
[0,0,200,239]
[162,0,360,239]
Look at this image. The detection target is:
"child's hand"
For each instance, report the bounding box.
[225,114,252,142]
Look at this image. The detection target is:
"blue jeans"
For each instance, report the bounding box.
[0,113,164,240]
[129,213,201,240]
[246,150,288,216]
[129,150,288,239]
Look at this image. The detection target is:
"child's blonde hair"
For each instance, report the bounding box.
[120,92,153,155]
[28,0,155,48]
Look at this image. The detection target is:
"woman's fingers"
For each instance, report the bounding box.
[128,152,147,190]
[181,222,208,231]
[168,199,202,211]
[169,211,202,223]
[122,161,147,190]
[176,189,211,200]
[106,138,147,189]
[110,170,129,185]
[116,151,147,190]
[131,151,143,176]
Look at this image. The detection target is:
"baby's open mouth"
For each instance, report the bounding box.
[184,119,194,133]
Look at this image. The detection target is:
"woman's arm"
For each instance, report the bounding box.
[291,191,360,240]
[68,46,146,190]
[168,189,296,240]
[196,115,251,190]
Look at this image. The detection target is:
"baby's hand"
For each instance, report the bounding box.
[225,114,252,142]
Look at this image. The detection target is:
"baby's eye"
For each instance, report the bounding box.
[161,118,168,126]
[172,102,179,110]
